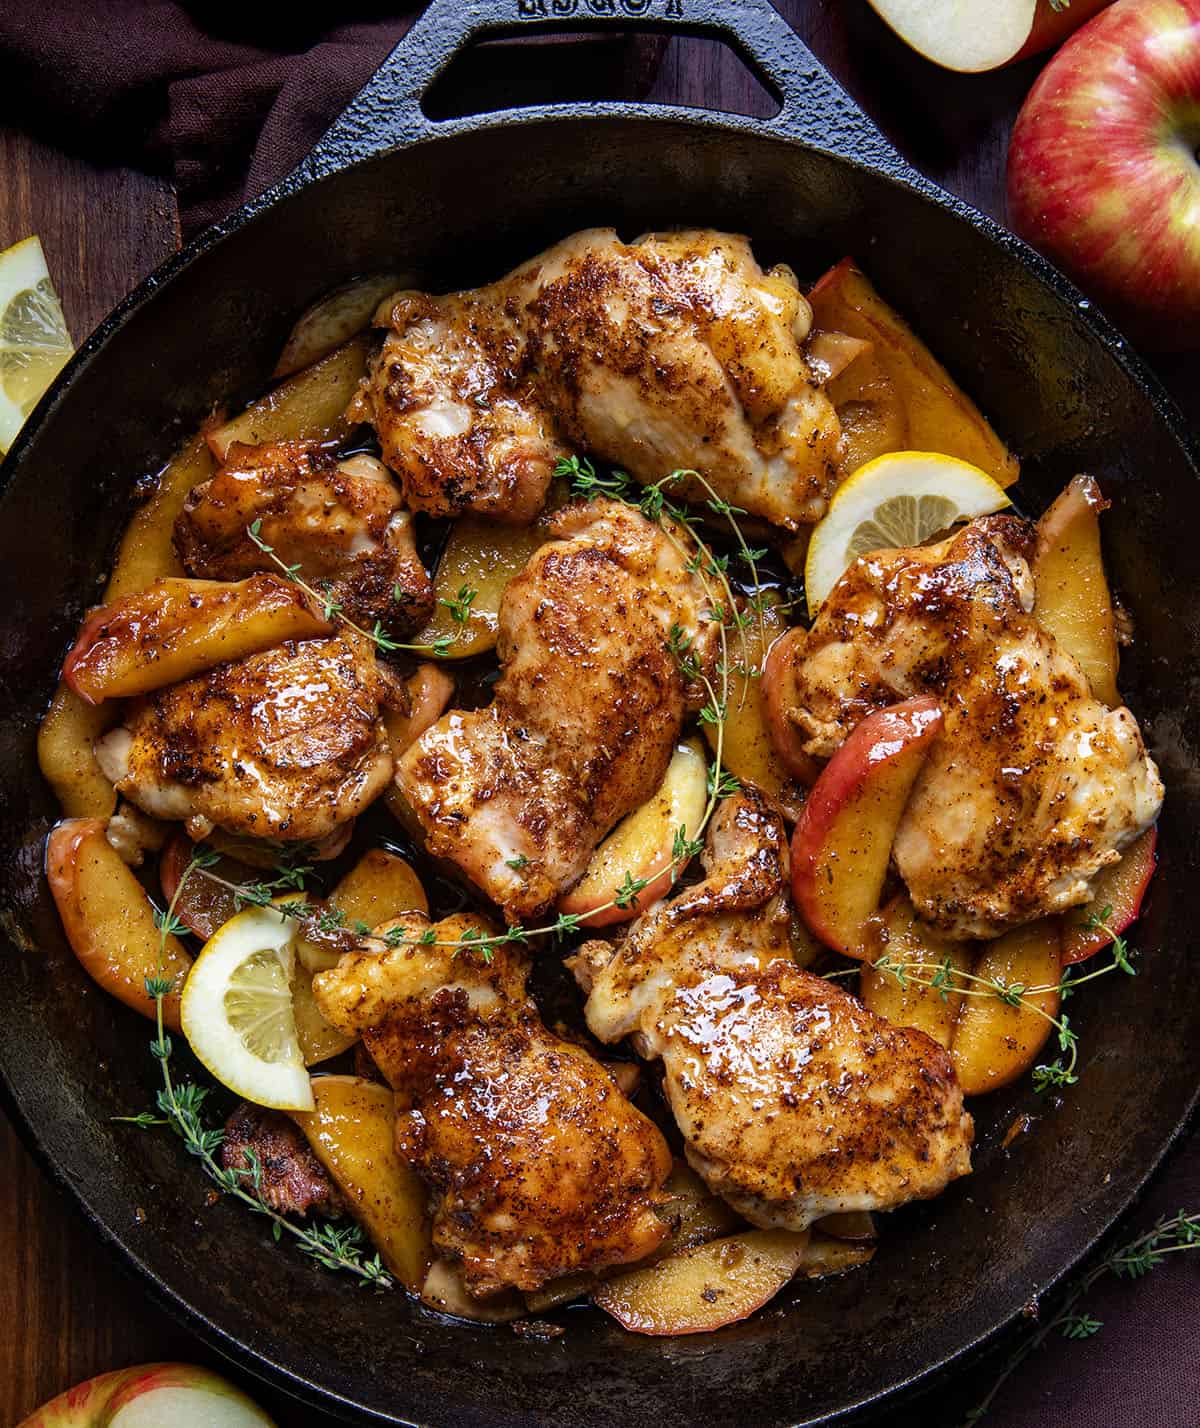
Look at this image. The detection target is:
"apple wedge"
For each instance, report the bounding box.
[866,0,1111,74]
[382,663,455,823]
[558,737,708,928]
[592,1229,810,1335]
[16,1362,276,1428]
[860,896,973,1048]
[791,698,943,956]
[273,273,398,379]
[37,681,119,818]
[950,920,1061,1096]
[797,1234,877,1279]
[762,626,821,787]
[290,1075,431,1292]
[808,259,1019,486]
[1033,475,1120,706]
[46,819,192,1029]
[63,575,329,704]
[421,1259,524,1323]
[159,834,255,941]
[1061,826,1157,964]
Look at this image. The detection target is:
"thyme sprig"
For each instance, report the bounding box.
[115,849,393,1290]
[247,519,471,660]
[964,1209,1200,1423]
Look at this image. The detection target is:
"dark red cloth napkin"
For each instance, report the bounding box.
[0,4,1195,1425]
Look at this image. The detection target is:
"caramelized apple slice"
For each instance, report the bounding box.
[421,1259,523,1323]
[273,274,398,379]
[813,1211,877,1243]
[950,920,1061,1096]
[63,575,329,704]
[558,738,708,928]
[1033,475,1120,706]
[1061,827,1157,965]
[105,434,216,601]
[860,895,973,1048]
[46,819,192,1029]
[808,259,1019,486]
[592,1230,810,1336]
[290,1075,431,1291]
[291,967,357,1067]
[37,683,119,819]
[762,626,821,786]
[205,337,370,461]
[159,833,254,941]
[326,848,429,932]
[797,1234,876,1279]
[791,698,943,956]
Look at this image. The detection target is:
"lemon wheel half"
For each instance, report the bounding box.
[806,451,1011,615]
[0,236,73,455]
[180,904,314,1111]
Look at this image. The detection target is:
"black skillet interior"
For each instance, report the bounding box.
[1,3,1197,1425]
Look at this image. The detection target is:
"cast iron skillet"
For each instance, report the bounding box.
[1,2,1197,1424]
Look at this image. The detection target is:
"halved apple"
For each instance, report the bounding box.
[1061,826,1157,965]
[1033,475,1120,707]
[808,259,1019,486]
[558,738,708,928]
[289,1074,431,1292]
[762,626,821,787]
[866,0,1112,74]
[273,274,398,379]
[592,1229,810,1336]
[205,336,370,461]
[63,575,329,704]
[47,819,192,1029]
[791,697,943,956]
[950,920,1061,1096]
[860,895,973,1048]
[16,1362,276,1428]
[37,682,118,819]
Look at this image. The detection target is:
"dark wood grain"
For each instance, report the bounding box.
[1,7,1195,1425]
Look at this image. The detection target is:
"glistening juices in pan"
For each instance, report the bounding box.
[40,229,1162,1332]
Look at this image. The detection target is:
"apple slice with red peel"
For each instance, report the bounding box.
[791,697,943,957]
[762,627,821,786]
[592,1229,811,1336]
[1061,826,1157,964]
[159,833,257,941]
[17,1362,276,1428]
[1033,475,1120,706]
[866,0,1111,74]
[47,819,193,1029]
[860,895,973,1048]
[558,737,708,928]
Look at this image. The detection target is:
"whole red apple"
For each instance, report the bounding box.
[1008,0,1200,349]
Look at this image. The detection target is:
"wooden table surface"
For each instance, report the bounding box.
[2,5,1196,1424]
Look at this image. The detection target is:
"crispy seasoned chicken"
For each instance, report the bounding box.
[313,912,673,1297]
[359,228,842,529]
[94,632,394,843]
[782,515,1164,937]
[572,791,973,1229]
[221,1102,344,1218]
[394,497,719,921]
[174,440,434,632]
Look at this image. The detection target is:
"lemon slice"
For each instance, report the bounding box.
[181,904,314,1110]
[0,236,73,455]
[806,451,1011,614]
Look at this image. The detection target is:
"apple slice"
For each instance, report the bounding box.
[16,1362,276,1428]
[762,626,822,786]
[558,738,708,928]
[159,833,256,941]
[797,1234,876,1279]
[104,434,215,602]
[791,698,943,956]
[808,258,1019,486]
[592,1229,810,1336]
[63,574,329,704]
[866,0,1111,74]
[950,920,1061,1096]
[860,895,973,1048]
[813,1211,877,1243]
[46,819,192,1029]
[37,680,118,819]
[1033,475,1120,706]
[296,848,430,975]
[421,1259,524,1323]
[1061,826,1157,965]
[290,1075,431,1292]
[273,273,398,379]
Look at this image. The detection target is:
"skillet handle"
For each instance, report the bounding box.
[300,0,903,177]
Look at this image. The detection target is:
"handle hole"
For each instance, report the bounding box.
[422,30,780,122]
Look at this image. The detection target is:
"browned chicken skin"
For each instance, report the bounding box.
[313,912,673,1297]
[221,1102,344,1218]
[174,439,434,632]
[359,228,842,529]
[394,497,720,921]
[782,515,1164,937]
[573,791,974,1229]
[94,632,394,843]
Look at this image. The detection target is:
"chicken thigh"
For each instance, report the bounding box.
[313,912,673,1297]
[174,440,434,632]
[358,229,842,529]
[94,631,393,843]
[780,515,1163,937]
[572,791,974,1229]
[394,497,719,921]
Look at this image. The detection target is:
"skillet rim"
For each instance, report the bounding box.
[1,102,1198,1427]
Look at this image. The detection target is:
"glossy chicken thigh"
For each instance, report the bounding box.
[572,791,974,1229]
[780,515,1164,937]
[394,497,719,921]
[313,912,673,1296]
[359,228,842,528]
